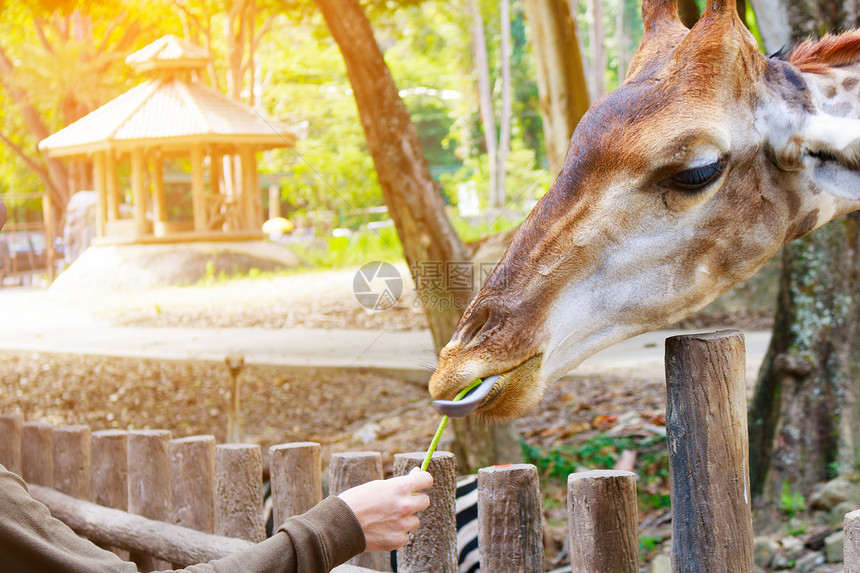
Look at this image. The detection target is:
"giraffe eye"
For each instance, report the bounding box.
[667,160,725,191]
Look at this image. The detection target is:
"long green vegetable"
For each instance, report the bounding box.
[420,379,483,471]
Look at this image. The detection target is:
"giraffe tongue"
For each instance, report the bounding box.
[432,375,500,418]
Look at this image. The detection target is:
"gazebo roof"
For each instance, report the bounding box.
[125,34,210,73]
[39,36,296,158]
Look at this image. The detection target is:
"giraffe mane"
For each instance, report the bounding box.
[789,30,860,74]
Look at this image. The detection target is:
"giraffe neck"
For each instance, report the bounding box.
[804,63,860,119]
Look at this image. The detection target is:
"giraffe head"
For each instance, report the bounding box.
[429,0,860,419]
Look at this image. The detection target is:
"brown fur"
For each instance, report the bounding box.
[790,31,860,74]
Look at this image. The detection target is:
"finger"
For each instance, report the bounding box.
[406,470,433,491]
[411,492,430,512]
[403,514,420,532]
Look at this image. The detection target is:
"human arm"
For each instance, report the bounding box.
[338,468,433,552]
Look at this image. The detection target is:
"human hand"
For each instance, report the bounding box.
[338,468,433,552]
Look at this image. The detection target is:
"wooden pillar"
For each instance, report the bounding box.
[128,429,172,571]
[42,193,55,281]
[151,150,167,237]
[250,149,260,228]
[268,442,322,526]
[131,148,148,236]
[93,151,107,237]
[191,144,207,232]
[240,146,257,230]
[106,150,120,221]
[477,463,544,573]
[209,150,223,231]
[215,444,265,542]
[329,452,389,571]
[568,470,638,573]
[92,429,129,560]
[0,413,23,475]
[393,452,458,573]
[665,331,753,572]
[52,425,91,500]
[21,421,53,486]
[268,184,280,220]
[170,436,216,534]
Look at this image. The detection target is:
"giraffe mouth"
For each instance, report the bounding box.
[432,354,543,418]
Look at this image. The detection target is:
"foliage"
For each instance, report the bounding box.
[522,433,671,512]
[289,225,404,269]
[778,482,807,520]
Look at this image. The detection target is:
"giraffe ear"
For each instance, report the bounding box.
[772,113,860,202]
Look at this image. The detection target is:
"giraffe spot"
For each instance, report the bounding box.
[843,77,859,91]
[784,210,820,242]
[823,101,852,116]
[825,84,838,99]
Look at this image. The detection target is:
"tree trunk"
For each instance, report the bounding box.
[467,0,498,207]
[522,0,590,178]
[748,3,860,522]
[493,0,512,210]
[589,0,606,100]
[316,0,520,473]
[748,0,790,53]
[316,0,471,351]
[616,0,626,82]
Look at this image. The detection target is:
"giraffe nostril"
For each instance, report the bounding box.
[457,305,490,348]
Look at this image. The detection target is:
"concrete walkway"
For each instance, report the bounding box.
[0,287,771,381]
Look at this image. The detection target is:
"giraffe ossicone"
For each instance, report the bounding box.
[429,0,860,420]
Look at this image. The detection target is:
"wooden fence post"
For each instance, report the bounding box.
[170,435,216,534]
[477,463,544,573]
[568,469,638,573]
[330,452,389,571]
[845,508,860,572]
[92,429,129,560]
[393,452,458,573]
[53,425,91,500]
[268,442,322,526]
[665,330,753,572]
[0,412,23,475]
[21,421,53,486]
[128,429,173,572]
[215,443,265,542]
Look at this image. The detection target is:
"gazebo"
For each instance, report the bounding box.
[39,35,297,245]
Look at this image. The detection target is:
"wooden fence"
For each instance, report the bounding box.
[2,331,859,572]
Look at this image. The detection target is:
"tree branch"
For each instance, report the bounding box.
[0,130,60,203]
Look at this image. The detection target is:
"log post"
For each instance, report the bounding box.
[568,469,638,573]
[268,442,322,526]
[393,452,458,573]
[21,421,53,486]
[477,463,544,573]
[128,429,173,571]
[665,331,753,572]
[215,444,265,542]
[845,508,860,572]
[52,425,91,500]
[92,429,129,560]
[0,412,23,475]
[169,435,216,533]
[30,484,254,566]
[330,452,389,571]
